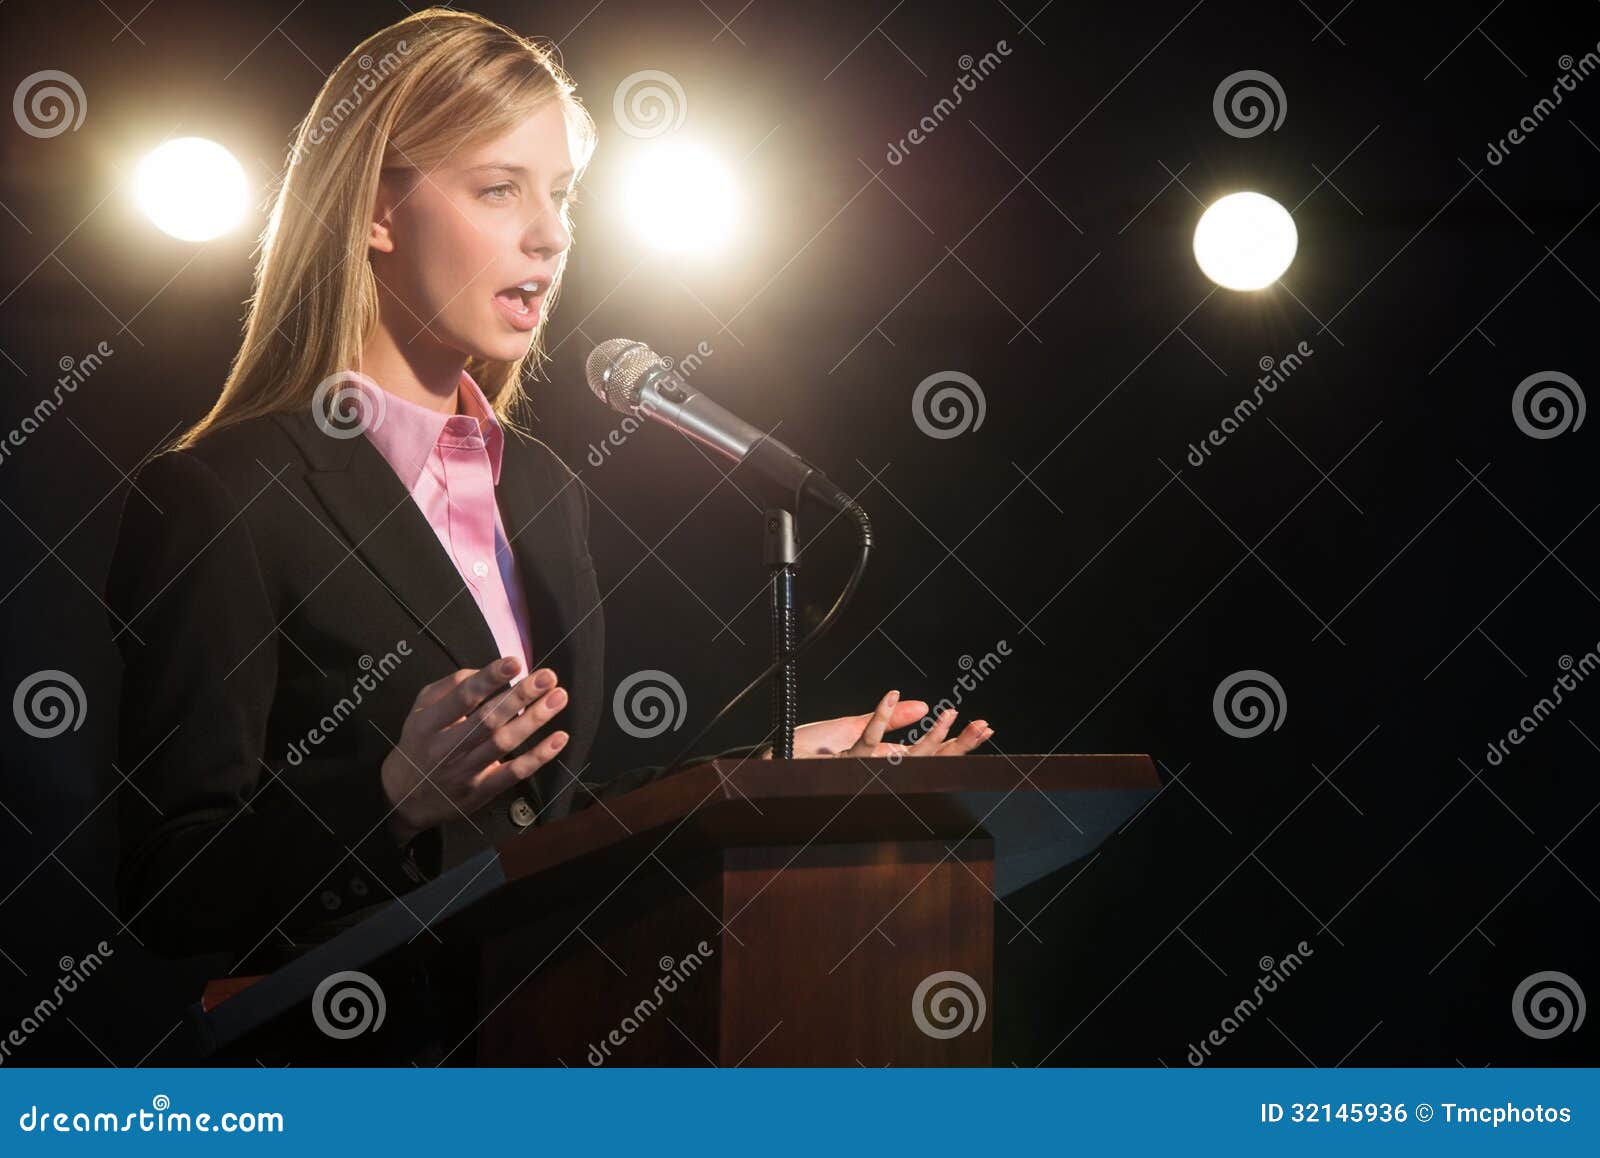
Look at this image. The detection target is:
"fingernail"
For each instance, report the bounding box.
[971,720,988,731]
[550,732,567,750]
[533,670,555,690]
[887,690,900,705]
[548,687,568,709]
[498,658,519,676]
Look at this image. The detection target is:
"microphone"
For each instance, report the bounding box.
[585,338,856,514]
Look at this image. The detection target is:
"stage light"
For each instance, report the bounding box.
[622,140,738,254]
[1192,192,1297,290]
[132,137,249,242]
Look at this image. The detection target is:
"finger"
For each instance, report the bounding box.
[845,690,901,755]
[467,729,570,803]
[468,667,559,733]
[416,657,523,731]
[907,707,958,755]
[886,699,929,731]
[452,680,568,775]
[938,719,993,756]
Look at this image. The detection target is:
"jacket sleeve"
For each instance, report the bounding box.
[105,450,432,959]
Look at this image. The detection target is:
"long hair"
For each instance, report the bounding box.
[170,8,596,451]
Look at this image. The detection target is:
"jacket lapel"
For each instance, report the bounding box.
[277,409,502,671]
[493,428,586,673]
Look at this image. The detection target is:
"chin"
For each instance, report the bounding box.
[461,331,536,365]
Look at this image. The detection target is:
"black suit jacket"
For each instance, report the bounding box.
[104,405,763,966]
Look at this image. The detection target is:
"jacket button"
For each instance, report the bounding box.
[319,889,341,911]
[509,796,536,828]
[349,876,369,898]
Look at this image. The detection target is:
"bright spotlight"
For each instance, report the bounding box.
[1192,191,1297,290]
[132,137,249,242]
[623,140,738,254]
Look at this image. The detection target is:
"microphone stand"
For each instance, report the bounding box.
[763,507,799,758]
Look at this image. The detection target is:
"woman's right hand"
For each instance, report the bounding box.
[380,657,570,844]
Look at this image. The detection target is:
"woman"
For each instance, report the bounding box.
[105,9,994,968]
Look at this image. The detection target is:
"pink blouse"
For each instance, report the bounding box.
[347,368,534,676]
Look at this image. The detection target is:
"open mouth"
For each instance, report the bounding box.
[494,278,546,317]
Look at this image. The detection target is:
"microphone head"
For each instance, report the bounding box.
[586,338,664,414]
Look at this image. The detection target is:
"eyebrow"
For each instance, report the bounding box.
[467,162,576,182]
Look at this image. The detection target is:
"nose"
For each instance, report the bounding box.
[523,198,571,262]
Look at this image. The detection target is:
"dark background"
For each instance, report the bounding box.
[1,0,1596,1066]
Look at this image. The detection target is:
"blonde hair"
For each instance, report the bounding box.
[171,7,596,450]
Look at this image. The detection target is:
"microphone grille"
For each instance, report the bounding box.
[585,339,662,413]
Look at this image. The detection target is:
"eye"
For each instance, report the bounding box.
[481,182,517,202]
[553,186,578,208]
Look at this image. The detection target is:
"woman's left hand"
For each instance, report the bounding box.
[763,690,994,759]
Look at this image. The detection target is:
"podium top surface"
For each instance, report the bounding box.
[497,753,1158,884]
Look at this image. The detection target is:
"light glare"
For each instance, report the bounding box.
[623,141,738,254]
[1192,191,1297,290]
[133,137,249,242]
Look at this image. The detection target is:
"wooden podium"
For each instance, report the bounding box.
[191,754,1158,1066]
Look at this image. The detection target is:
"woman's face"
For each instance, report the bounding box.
[368,100,576,364]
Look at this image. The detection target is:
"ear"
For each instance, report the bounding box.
[368,172,400,255]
